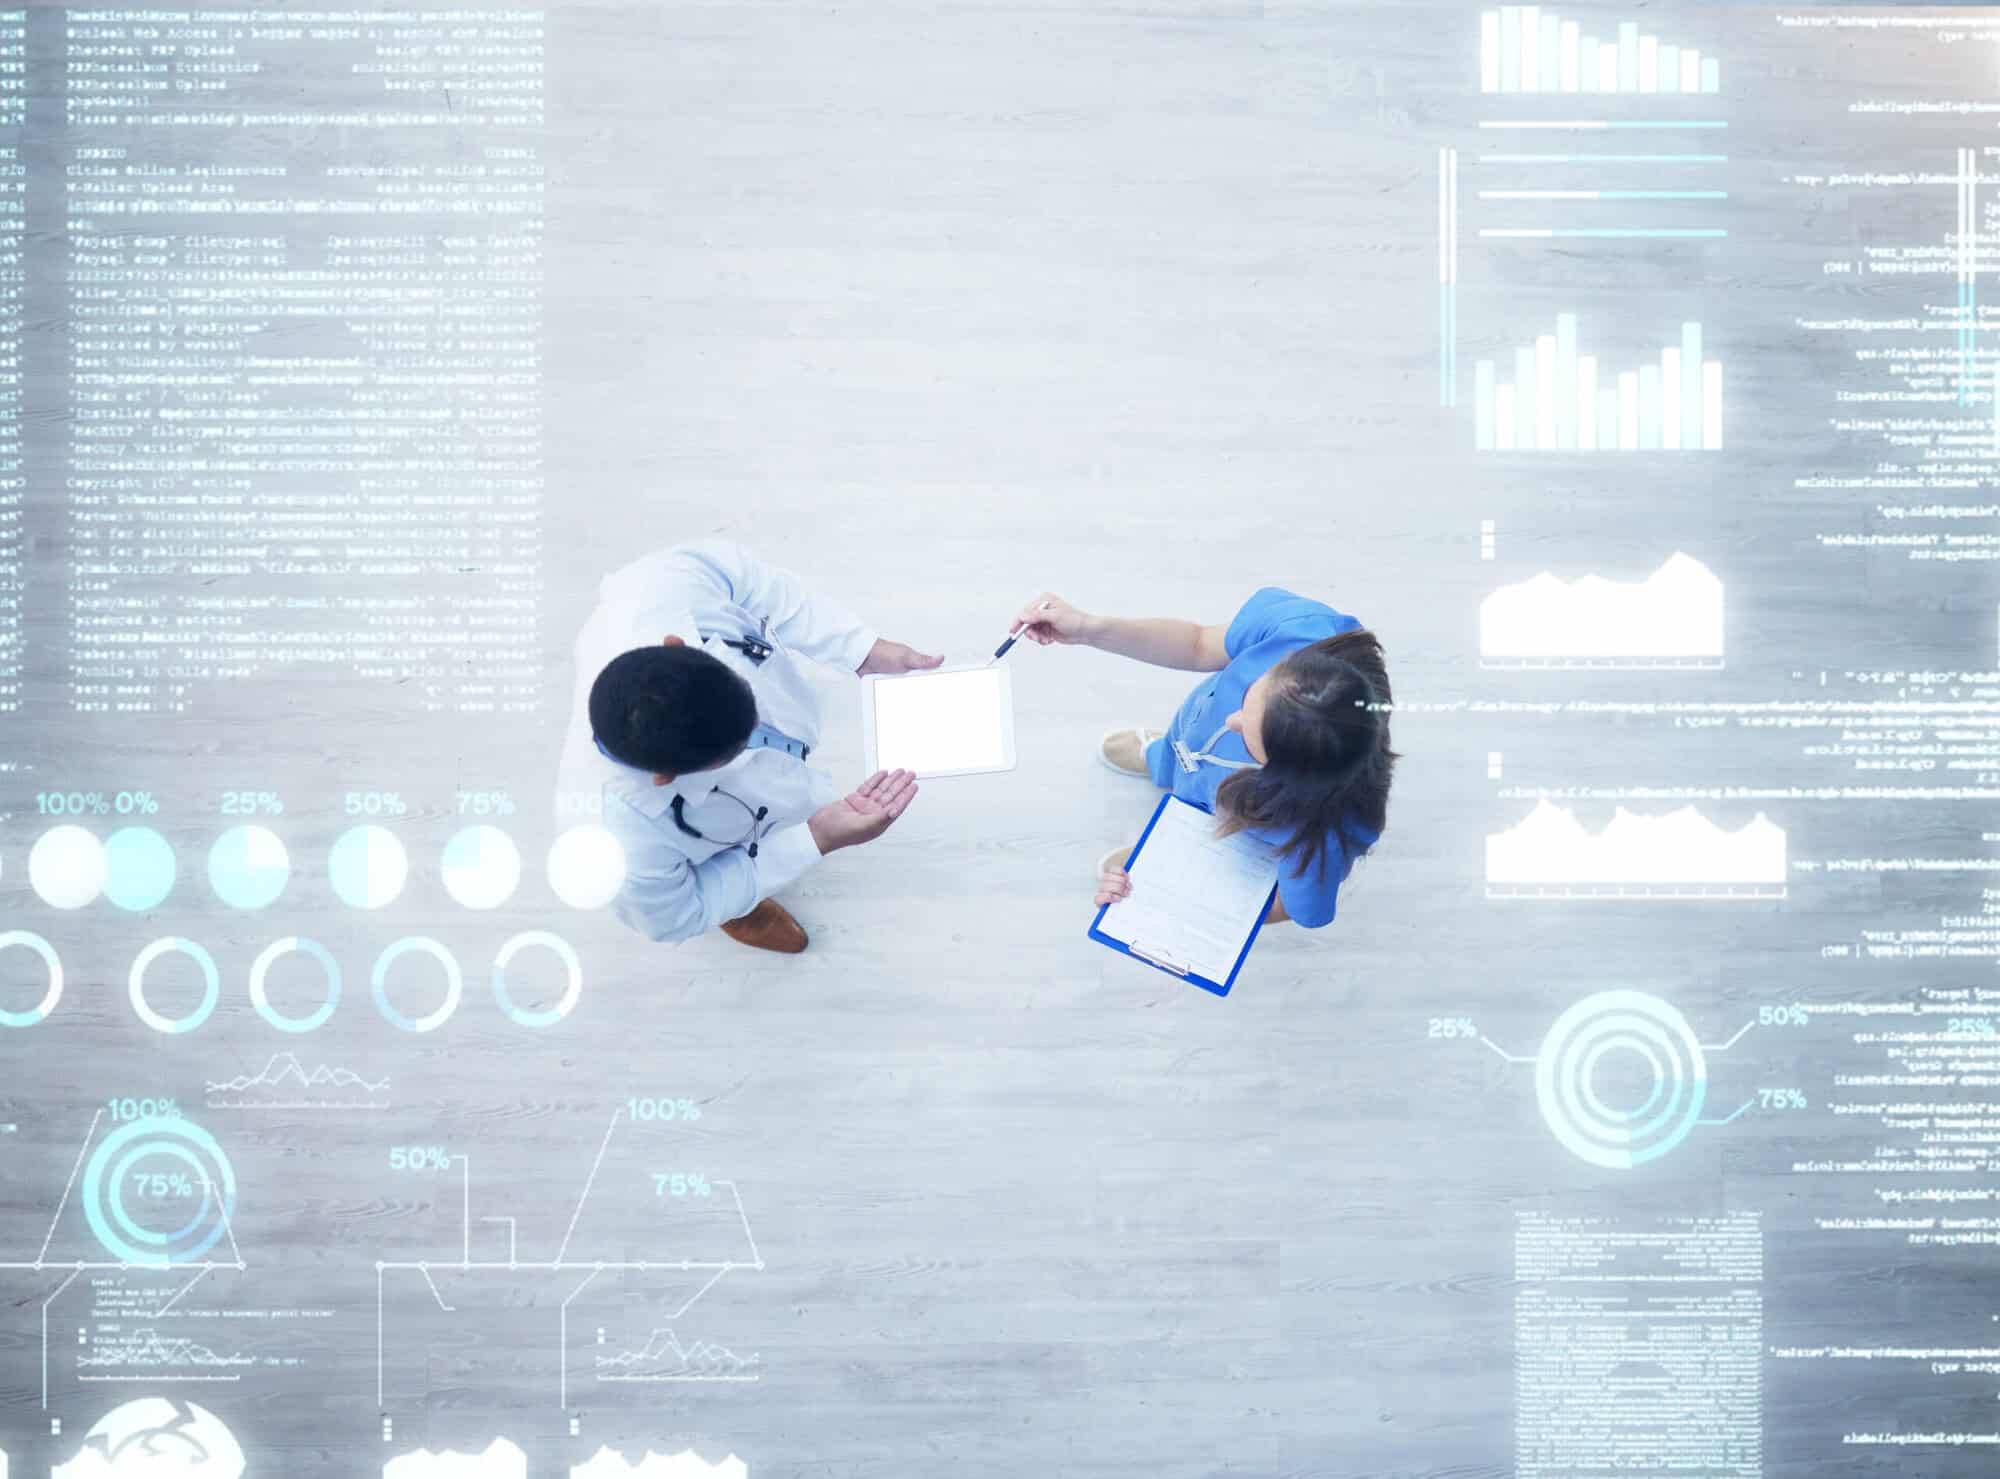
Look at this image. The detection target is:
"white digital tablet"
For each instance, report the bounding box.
[861,665,1017,779]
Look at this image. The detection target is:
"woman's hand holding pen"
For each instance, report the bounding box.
[1010,593,1094,647]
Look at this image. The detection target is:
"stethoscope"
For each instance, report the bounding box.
[670,790,773,858]
[592,733,778,859]
[1171,721,1262,775]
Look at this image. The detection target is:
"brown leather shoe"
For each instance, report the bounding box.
[720,898,808,954]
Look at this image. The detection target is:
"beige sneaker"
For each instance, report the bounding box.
[1098,727,1163,777]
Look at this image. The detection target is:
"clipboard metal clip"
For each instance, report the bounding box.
[1170,738,1199,774]
[1128,940,1190,977]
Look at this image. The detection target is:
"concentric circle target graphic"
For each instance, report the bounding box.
[80,1117,238,1266]
[1533,989,1706,1169]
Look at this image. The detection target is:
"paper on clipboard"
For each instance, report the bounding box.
[1096,798,1279,981]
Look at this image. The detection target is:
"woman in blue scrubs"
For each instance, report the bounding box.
[1009,587,1394,928]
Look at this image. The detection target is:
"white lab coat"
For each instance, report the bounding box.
[556,540,877,943]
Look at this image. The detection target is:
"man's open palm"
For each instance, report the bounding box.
[808,768,919,853]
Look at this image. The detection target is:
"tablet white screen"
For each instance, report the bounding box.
[870,668,1010,774]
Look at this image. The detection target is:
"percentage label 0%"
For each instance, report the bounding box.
[627,1097,702,1122]
[1426,1017,1477,1040]
[107,1097,180,1122]
[389,1146,452,1171]
[1758,1088,1808,1111]
[652,1172,712,1198]
[1757,1004,1808,1027]
[133,1172,195,1199]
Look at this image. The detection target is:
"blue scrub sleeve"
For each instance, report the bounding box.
[1223,588,1360,659]
[1272,832,1354,930]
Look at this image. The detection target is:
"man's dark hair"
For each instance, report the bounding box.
[589,644,757,775]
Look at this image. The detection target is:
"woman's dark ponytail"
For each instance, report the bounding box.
[1213,629,1395,878]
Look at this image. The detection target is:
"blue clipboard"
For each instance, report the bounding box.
[1088,794,1278,998]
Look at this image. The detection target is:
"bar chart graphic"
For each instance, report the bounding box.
[1473,316,1719,451]
[1480,9,1720,95]
[1480,552,1723,669]
[1487,801,1785,899]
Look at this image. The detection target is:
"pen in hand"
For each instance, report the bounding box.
[990,601,1051,665]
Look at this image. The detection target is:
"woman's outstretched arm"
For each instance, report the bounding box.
[1009,591,1229,672]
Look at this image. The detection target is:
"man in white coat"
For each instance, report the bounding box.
[557,540,940,953]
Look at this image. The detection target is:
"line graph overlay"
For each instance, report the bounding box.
[373,1107,765,1411]
[1481,552,1723,668]
[596,1327,762,1384]
[204,1052,390,1111]
[1487,801,1786,899]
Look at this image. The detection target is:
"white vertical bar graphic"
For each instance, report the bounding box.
[1535,335,1557,448]
[1658,43,1679,93]
[1701,362,1722,449]
[1500,6,1520,92]
[1438,149,1448,290]
[1514,346,1536,448]
[1447,149,1458,405]
[1555,312,1577,449]
[1496,385,1518,449]
[1448,150,1458,288]
[1700,57,1719,93]
[1558,21,1579,91]
[1681,322,1702,448]
[1617,21,1639,92]
[1519,6,1541,92]
[1661,346,1682,449]
[1481,12,1501,92]
[1617,371,1639,449]
[1638,34,1658,92]
[1576,356,1598,450]
[1680,49,1700,93]
[1580,36,1598,92]
[1598,44,1620,94]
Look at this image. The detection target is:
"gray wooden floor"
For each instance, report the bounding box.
[1,2,1996,1476]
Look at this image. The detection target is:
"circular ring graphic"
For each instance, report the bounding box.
[1578,1033,1665,1123]
[248,937,342,1034]
[371,936,463,1033]
[109,1142,213,1247]
[0,930,63,1028]
[81,1117,237,1266]
[492,931,583,1027]
[1533,989,1706,1170]
[128,938,221,1036]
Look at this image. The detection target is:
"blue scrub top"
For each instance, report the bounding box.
[1143,587,1382,929]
